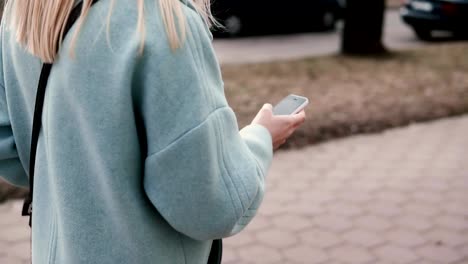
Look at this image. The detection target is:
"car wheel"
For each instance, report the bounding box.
[224,15,243,36]
[414,28,432,41]
[321,11,336,30]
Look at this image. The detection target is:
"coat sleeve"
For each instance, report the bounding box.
[137,5,273,241]
[143,111,272,241]
[0,27,29,188]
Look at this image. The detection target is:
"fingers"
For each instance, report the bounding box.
[291,110,306,126]
[274,111,306,128]
[273,138,287,150]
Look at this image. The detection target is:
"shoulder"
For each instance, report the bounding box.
[67,0,221,96]
[141,0,214,55]
[135,0,219,80]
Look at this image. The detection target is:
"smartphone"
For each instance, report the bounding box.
[273,94,309,115]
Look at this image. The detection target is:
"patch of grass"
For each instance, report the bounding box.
[222,43,468,148]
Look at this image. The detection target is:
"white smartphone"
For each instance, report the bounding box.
[273,94,309,115]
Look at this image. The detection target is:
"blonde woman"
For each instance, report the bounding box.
[0,0,305,263]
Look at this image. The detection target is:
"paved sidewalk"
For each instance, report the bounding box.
[1,115,468,263]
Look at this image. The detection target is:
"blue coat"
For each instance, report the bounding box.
[0,0,273,263]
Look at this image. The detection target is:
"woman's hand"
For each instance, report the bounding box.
[251,104,306,150]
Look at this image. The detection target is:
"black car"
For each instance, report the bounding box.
[211,0,346,37]
[401,0,468,40]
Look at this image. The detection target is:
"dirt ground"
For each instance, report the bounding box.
[222,43,468,148]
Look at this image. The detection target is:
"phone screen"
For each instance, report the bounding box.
[273,95,308,115]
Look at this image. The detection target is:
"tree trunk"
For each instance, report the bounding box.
[341,0,387,55]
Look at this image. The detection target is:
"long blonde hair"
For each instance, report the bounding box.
[4,0,215,63]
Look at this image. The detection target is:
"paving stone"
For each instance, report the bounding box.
[313,214,353,233]
[237,245,283,264]
[443,190,466,200]
[412,190,444,204]
[243,216,271,232]
[447,178,468,190]
[221,248,239,264]
[318,179,345,192]
[431,160,461,170]
[434,215,468,231]
[374,245,419,264]
[358,167,395,178]
[416,244,463,263]
[325,202,363,217]
[294,167,323,181]
[402,202,440,217]
[271,215,311,232]
[347,180,383,193]
[6,241,31,260]
[0,201,12,212]
[442,201,468,217]
[224,232,255,248]
[336,159,366,170]
[395,215,432,232]
[457,244,468,258]
[342,229,384,247]
[258,202,286,218]
[384,179,415,192]
[265,190,298,205]
[365,201,402,217]
[0,241,6,257]
[0,226,31,243]
[256,229,298,249]
[393,159,429,170]
[282,201,324,217]
[385,229,426,247]
[0,211,22,226]
[283,245,328,264]
[387,167,425,181]
[329,244,375,264]
[376,191,408,205]
[354,215,392,231]
[282,181,311,192]
[324,168,356,182]
[299,190,336,205]
[367,160,398,170]
[337,191,373,204]
[300,229,341,248]
[10,201,26,212]
[425,229,468,247]
[420,179,451,192]
[0,256,24,264]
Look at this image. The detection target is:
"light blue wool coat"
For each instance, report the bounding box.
[0,0,273,263]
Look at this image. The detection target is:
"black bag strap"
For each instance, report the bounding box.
[22,0,102,227]
[208,239,223,264]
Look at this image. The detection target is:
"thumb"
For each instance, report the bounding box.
[252,103,273,125]
[261,104,274,116]
[262,103,273,112]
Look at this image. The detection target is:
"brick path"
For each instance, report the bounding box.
[1,115,468,264]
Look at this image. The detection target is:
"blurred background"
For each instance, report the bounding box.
[1,0,467,263]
